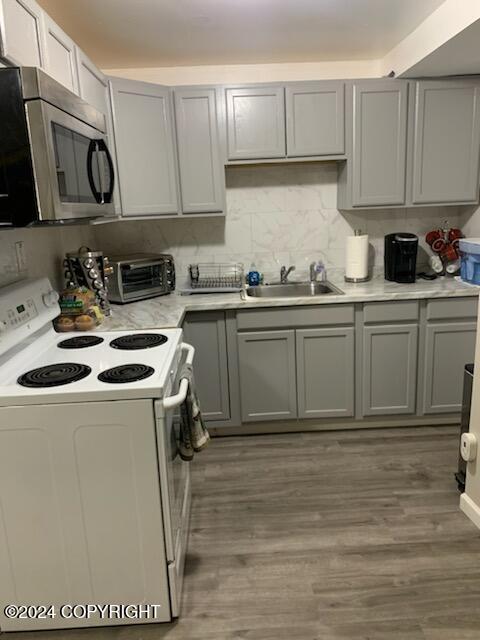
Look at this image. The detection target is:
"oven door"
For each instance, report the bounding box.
[25,100,115,222]
[154,343,194,616]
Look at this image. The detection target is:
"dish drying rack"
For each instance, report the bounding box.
[181,263,244,294]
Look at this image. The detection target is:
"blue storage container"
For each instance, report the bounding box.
[460,238,480,285]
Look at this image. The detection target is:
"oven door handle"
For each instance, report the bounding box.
[163,343,195,410]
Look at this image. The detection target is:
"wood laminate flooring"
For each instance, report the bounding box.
[13,426,480,640]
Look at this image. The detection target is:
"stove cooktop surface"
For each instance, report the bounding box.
[0,328,183,405]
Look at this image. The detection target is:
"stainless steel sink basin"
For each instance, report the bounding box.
[244,281,344,298]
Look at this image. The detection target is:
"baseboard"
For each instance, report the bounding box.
[460,493,480,530]
[208,414,459,437]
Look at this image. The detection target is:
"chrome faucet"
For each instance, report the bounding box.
[310,261,326,283]
[280,265,295,284]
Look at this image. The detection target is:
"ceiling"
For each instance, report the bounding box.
[37,0,446,69]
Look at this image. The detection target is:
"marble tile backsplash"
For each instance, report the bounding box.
[0,163,465,292]
[95,163,462,286]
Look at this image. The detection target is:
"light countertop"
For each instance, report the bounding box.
[98,275,480,331]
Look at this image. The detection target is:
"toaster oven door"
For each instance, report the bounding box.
[25,100,116,222]
[120,261,168,301]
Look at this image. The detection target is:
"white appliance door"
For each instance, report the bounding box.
[0,399,171,632]
[461,301,480,527]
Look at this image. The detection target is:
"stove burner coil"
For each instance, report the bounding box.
[58,336,104,349]
[109,333,168,350]
[18,363,92,388]
[98,364,155,384]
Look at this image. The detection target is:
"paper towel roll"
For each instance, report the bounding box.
[345,233,369,281]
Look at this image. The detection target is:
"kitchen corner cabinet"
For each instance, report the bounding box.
[363,324,418,416]
[238,330,297,422]
[174,87,224,213]
[296,327,354,418]
[111,78,179,217]
[411,80,480,205]
[226,86,286,160]
[0,0,45,67]
[41,12,78,93]
[286,81,345,157]
[183,311,231,422]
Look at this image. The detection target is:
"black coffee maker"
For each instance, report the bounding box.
[384,233,418,283]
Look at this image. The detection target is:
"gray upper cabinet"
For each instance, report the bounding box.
[0,0,45,67]
[238,330,297,422]
[363,324,418,416]
[76,49,110,115]
[423,322,477,414]
[296,327,354,419]
[286,81,344,157]
[183,311,230,422]
[411,80,480,205]
[226,86,286,160]
[111,78,179,217]
[351,80,408,207]
[174,87,224,214]
[41,12,78,93]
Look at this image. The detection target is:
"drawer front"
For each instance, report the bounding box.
[363,301,419,323]
[426,297,478,321]
[237,304,355,330]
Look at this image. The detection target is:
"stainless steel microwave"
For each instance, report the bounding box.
[0,67,115,227]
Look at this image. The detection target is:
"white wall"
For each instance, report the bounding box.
[104,60,382,85]
[381,0,480,77]
[0,226,96,290]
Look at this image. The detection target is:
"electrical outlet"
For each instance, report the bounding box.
[15,241,27,272]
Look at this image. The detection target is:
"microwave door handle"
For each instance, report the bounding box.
[87,139,103,204]
[163,343,195,411]
[97,138,115,204]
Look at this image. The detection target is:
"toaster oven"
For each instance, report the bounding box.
[108,254,175,304]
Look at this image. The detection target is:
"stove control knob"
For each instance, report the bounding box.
[84,258,95,269]
[0,320,7,333]
[42,290,59,308]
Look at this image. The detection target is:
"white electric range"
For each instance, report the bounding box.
[0,277,194,631]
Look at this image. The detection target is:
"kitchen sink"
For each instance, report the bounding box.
[243,281,344,298]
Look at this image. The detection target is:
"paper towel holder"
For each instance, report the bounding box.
[345,229,371,283]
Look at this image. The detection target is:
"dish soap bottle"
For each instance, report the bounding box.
[247,263,261,287]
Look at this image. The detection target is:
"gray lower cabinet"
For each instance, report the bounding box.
[174,87,224,213]
[412,80,480,205]
[111,78,179,216]
[296,327,354,418]
[237,330,297,422]
[225,86,286,160]
[183,311,230,422]
[351,80,408,207]
[363,324,418,416]
[285,81,344,157]
[423,322,477,414]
